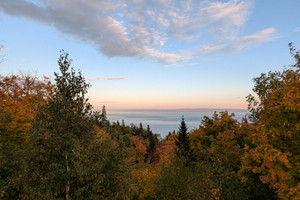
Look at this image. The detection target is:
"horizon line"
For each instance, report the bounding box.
[102,107,249,112]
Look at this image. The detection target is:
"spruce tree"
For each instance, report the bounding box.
[139,122,143,136]
[146,124,156,163]
[175,116,196,165]
[100,105,109,127]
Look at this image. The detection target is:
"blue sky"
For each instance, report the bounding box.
[0,0,299,110]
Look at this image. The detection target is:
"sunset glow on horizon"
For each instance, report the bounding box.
[1,0,299,110]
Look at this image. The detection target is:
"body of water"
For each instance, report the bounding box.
[107,108,249,138]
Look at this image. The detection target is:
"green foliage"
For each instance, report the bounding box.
[155,155,248,200]
[0,74,52,199]
[175,116,196,166]
[0,143,22,199]
[155,156,197,200]
[19,51,132,199]
[191,111,243,171]
[1,43,299,200]
[71,136,132,199]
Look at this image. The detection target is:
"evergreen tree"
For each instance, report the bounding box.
[146,125,154,149]
[139,122,144,137]
[145,125,156,163]
[100,105,109,127]
[146,125,151,133]
[101,105,107,119]
[175,116,196,165]
[139,122,143,130]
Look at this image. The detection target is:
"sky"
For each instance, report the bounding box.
[0,0,299,110]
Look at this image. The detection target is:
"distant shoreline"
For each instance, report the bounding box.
[106,108,248,113]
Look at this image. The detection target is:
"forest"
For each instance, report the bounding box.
[0,44,299,200]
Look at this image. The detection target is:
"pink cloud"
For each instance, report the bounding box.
[85,77,106,81]
[107,77,126,80]
[85,76,127,81]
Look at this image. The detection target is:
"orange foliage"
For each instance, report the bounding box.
[240,138,299,200]
[0,74,52,144]
[153,134,176,167]
[240,46,300,199]
[128,136,147,165]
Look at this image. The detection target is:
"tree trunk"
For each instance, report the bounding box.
[65,152,70,200]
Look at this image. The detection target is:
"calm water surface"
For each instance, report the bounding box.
[107,109,248,138]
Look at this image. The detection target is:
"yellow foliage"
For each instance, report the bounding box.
[95,128,110,142]
[131,167,157,199]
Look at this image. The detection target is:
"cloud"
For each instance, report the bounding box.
[86,76,126,81]
[85,77,106,81]
[107,77,126,80]
[0,0,271,64]
[197,28,280,56]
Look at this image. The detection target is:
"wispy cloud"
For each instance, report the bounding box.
[0,0,277,64]
[85,76,126,81]
[197,28,280,56]
[107,77,126,80]
[85,77,106,81]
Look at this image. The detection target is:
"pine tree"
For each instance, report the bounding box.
[175,116,196,165]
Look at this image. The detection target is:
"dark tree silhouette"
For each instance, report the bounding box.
[175,116,196,165]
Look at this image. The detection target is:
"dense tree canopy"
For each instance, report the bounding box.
[0,74,52,199]
[0,44,299,199]
[240,43,300,200]
[19,51,132,199]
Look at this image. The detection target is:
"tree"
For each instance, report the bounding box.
[0,74,52,199]
[191,111,244,171]
[175,116,196,166]
[147,125,156,152]
[128,136,147,165]
[138,122,143,137]
[20,51,132,199]
[100,105,109,127]
[0,74,52,145]
[188,112,251,199]
[240,43,300,200]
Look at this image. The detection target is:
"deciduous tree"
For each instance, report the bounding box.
[240,43,300,199]
[20,51,132,199]
[0,74,52,199]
